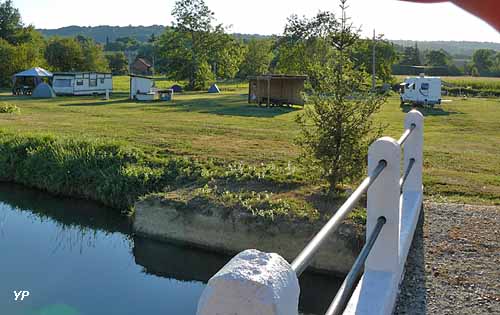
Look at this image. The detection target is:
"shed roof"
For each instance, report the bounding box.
[134,58,152,68]
[52,72,112,76]
[248,74,308,80]
[14,67,53,78]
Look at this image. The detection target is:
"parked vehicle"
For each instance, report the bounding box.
[400,74,441,107]
[52,72,112,96]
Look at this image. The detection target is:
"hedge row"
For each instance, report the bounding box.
[0,132,204,211]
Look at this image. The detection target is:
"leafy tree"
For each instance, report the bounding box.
[351,37,398,83]
[106,52,128,75]
[0,0,21,44]
[77,36,109,72]
[45,37,109,72]
[0,1,45,86]
[157,0,241,89]
[104,36,140,51]
[238,39,274,78]
[169,0,216,89]
[425,49,451,67]
[472,49,497,76]
[45,37,84,72]
[0,38,46,86]
[296,0,386,194]
[193,60,215,90]
[209,32,245,79]
[400,44,421,65]
[274,12,339,90]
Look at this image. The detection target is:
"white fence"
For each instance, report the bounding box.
[197,109,425,315]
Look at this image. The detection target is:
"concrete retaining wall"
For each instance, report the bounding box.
[133,197,361,275]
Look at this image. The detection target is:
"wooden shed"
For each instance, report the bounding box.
[248,75,307,107]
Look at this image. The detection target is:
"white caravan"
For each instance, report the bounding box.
[52,72,113,96]
[400,74,441,106]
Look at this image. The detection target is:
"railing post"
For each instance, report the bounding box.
[403,110,424,196]
[366,137,401,272]
[196,249,300,315]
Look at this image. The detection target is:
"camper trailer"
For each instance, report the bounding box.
[52,72,113,96]
[400,74,441,106]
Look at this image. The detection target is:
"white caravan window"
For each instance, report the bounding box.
[421,83,429,90]
[100,78,105,84]
[76,80,84,86]
[53,79,72,87]
[90,79,97,87]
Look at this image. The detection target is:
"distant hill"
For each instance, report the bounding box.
[38,25,166,43]
[38,26,500,58]
[390,40,500,58]
[38,25,275,43]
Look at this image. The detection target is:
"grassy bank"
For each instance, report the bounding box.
[0,76,499,209]
[0,131,315,222]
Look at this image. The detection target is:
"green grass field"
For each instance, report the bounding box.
[1,76,499,205]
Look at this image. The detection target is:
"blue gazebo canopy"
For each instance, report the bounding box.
[14,67,53,78]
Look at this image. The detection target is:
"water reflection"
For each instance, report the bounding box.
[0,183,342,315]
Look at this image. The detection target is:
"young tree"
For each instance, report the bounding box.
[296,0,386,194]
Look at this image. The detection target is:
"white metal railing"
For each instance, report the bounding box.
[196,109,424,315]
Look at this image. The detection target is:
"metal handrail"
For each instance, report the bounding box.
[400,158,416,192]
[291,160,387,276]
[397,124,416,146]
[325,216,387,315]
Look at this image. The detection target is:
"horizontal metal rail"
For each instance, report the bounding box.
[397,124,416,146]
[325,216,387,315]
[400,158,416,192]
[291,160,387,277]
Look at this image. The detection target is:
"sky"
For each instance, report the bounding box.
[13,0,500,42]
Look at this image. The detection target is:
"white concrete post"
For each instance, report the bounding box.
[366,137,401,273]
[197,249,300,315]
[403,110,424,195]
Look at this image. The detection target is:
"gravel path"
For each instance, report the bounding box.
[395,202,500,314]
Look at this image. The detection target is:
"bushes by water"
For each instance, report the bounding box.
[0,132,205,211]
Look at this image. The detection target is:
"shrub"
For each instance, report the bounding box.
[0,103,20,113]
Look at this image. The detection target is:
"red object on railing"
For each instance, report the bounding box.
[400,0,500,31]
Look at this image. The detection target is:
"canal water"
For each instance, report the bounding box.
[0,183,342,315]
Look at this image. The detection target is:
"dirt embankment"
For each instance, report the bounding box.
[133,195,363,276]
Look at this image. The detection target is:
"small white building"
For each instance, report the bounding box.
[130,75,156,101]
[52,72,113,96]
[400,74,441,106]
[130,75,173,101]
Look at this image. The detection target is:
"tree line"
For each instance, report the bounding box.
[393,43,500,77]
